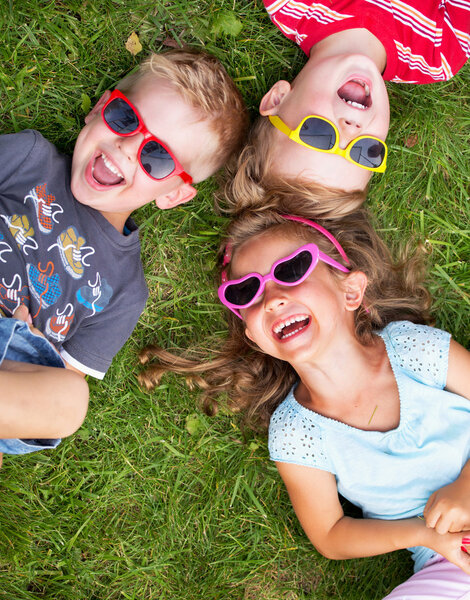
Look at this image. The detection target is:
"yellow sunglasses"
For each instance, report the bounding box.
[269,114,388,173]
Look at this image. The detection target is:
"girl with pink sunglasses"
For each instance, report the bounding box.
[139,201,470,599]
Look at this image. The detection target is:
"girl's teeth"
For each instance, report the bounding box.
[345,100,366,109]
[283,328,301,338]
[101,154,124,178]
[274,315,309,334]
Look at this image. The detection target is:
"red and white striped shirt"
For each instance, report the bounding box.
[264,0,469,83]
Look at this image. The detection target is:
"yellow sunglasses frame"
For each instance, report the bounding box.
[269,114,388,173]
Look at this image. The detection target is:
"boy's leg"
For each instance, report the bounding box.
[0,359,88,439]
[383,556,470,599]
[0,316,88,455]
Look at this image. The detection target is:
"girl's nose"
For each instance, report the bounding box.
[264,281,288,311]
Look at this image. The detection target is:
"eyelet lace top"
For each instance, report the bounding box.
[268,321,469,572]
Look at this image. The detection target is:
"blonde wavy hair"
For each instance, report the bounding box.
[218,115,366,215]
[117,48,249,180]
[139,199,431,430]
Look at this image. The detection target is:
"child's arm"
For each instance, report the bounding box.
[424,461,470,534]
[421,340,470,534]
[277,461,470,573]
[445,339,470,400]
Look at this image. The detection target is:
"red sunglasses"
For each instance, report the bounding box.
[101,89,192,184]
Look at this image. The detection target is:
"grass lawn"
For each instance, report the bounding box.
[0,1,469,598]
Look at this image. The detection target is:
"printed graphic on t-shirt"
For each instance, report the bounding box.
[47,226,95,280]
[26,261,62,317]
[45,302,75,343]
[0,231,13,263]
[76,272,113,316]
[1,213,38,255]
[0,273,29,314]
[24,183,63,234]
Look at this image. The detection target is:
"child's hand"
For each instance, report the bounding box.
[424,476,470,534]
[12,305,44,338]
[427,528,470,575]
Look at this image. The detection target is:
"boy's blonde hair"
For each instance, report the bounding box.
[219,114,366,214]
[117,48,249,180]
[139,199,431,430]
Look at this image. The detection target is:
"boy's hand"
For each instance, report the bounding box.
[423,476,470,534]
[12,305,45,338]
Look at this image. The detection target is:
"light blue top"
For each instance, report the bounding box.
[269,321,470,572]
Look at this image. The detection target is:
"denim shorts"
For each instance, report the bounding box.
[0,318,65,455]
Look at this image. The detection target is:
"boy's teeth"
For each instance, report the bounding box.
[101,153,123,178]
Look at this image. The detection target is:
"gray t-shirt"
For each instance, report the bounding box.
[0,130,148,378]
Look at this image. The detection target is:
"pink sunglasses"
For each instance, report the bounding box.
[218,215,350,319]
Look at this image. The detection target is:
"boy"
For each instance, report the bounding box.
[233,0,469,194]
[0,48,248,457]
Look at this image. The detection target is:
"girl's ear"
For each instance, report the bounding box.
[84,90,112,124]
[259,80,291,115]
[343,271,368,311]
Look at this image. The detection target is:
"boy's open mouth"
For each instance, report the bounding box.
[92,153,124,186]
[273,315,311,340]
[337,78,372,110]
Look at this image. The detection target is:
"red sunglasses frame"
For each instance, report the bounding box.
[101,89,192,184]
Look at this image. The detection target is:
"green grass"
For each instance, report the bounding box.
[0,1,469,598]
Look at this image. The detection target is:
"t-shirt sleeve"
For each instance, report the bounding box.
[268,396,333,472]
[383,321,451,389]
[60,292,147,379]
[0,130,39,191]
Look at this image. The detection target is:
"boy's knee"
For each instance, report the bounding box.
[59,371,89,437]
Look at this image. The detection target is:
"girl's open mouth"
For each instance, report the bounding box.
[337,78,372,110]
[91,153,124,186]
[273,315,311,341]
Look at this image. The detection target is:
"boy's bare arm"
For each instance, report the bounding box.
[276,462,470,574]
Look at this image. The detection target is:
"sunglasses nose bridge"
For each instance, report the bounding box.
[262,277,290,311]
[116,130,146,162]
[336,117,363,149]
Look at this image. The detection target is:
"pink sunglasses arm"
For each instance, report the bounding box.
[318,250,350,273]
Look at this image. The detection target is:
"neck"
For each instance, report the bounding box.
[310,28,387,74]
[293,333,384,414]
[99,210,131,233]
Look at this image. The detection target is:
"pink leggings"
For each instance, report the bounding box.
[383,556,470,599]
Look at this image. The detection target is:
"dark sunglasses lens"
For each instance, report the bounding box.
[299,117,336,150]
[274,251,312,283]
[103,98,139,134]
[350,138,386,169]
[225,277,261,307]
[140,141,176,180]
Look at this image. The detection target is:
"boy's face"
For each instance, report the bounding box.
[71,76,214,220]
[260,53,390,191]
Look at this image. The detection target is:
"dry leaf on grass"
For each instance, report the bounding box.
[405,134,418,148]
[125,31,142,56]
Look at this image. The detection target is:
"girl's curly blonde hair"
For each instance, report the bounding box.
[139,199,431,430]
